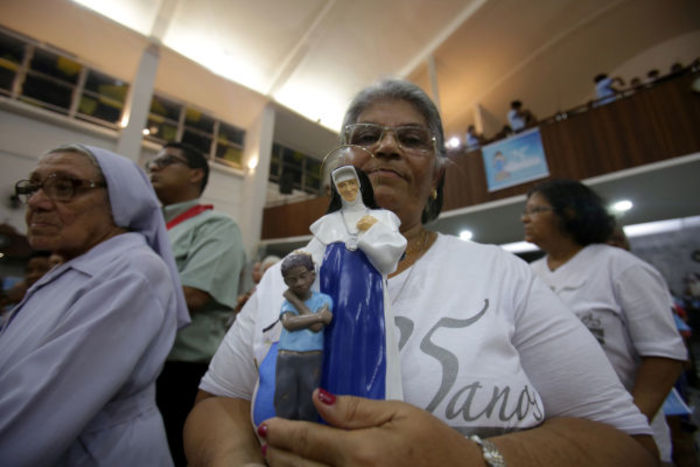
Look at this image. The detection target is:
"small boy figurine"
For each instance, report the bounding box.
[274,253,333,421]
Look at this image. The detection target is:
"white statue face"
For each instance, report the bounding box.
[337,178,359,202]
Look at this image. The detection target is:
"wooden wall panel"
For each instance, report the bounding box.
[261,196,330,239]
[263,72,700,239]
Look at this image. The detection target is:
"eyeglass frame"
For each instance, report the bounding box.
[342,123,437,156]
[144,154,191,172]
[15,173,107,203]
[522,206,554,216]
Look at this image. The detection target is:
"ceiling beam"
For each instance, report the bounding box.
[397,0,488,78]
[266,0,337,96]
[150,0,181,42]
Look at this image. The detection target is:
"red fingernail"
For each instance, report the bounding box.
[318,388,336,405]
[257,423,268,438]
[261,444,267,457]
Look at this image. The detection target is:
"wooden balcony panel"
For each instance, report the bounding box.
[262,72,700,240]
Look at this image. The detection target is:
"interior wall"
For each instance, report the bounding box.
[0,106,118,233]
[0,103,257,256]
[630,219,700,297]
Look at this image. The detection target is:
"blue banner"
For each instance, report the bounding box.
[481,128,549,192]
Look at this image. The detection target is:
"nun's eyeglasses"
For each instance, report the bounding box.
[15,174,106,203]
[343,123,436,155]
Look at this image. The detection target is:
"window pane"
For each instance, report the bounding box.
[150,95,181,121]
[305,158,321,176]
[306,177,321,192]
[270,160,280,178]
[216,143,243,167]
[76,95,122,124]
[31,48,81,85]
[282,148,304,165]
[146,117,178,142]
[84,70,128,104]
[185,107,214,133]
[0,67,14,93]
[182,129,212,156]
[281,166,302,186]
[0,31,24,93]
[0,31,25,64]
[219,122,245,146]
[21,74,72,112]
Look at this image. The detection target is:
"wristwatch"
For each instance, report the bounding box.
[470,434,506,467]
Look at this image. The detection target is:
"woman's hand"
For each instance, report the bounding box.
[356,215,378,231]
[258,389,478,466]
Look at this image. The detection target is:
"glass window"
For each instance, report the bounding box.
[216,143,243,167]
[30,48,81,85]
[21,74,72,112]
[182,129,212,156]
[146,116,178,142]
[305,157,321,192]
[77,70,128,125]
[270,144,282,180]
[185,107,214,133]
[270,143,323,194]
[149,95,181,121]
[0,31,24,94]
[219,122,245,146]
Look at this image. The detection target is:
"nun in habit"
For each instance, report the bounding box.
[308,165,406,400]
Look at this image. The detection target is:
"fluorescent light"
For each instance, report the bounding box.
[611,200,633,212]
[70,0,158,36]
[500,215,700,253]
[459,230,473,241]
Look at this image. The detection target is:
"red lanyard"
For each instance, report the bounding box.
[166,204,213,230]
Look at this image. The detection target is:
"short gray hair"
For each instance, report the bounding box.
[341,79,447,222]
[341,79,446,159]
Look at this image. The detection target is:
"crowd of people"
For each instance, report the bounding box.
[462,59,699,152]
[0,77,695,466]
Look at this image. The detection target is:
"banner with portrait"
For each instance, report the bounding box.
[481,128,549,192]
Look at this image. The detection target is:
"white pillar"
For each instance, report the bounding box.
[116,43,160,161]
[240,104,275,258]
[427,54,441,112]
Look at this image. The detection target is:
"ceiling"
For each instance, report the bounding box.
[50,0,700,140]
[2,0,699,249]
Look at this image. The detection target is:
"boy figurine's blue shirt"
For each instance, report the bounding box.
[278,292,332,352]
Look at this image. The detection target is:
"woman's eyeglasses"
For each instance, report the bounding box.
[522,206,553,216]
[15,173,106,203]
[343,123,436,155]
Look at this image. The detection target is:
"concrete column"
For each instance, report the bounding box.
[427,54,441,112]
[116,43,160,161]
[240,103,275,258]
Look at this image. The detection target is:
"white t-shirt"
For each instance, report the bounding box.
[202,235,651,437]
[531,244,686,460]
[530,244,686,391]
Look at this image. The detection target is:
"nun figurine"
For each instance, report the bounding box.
[308,164,406,400]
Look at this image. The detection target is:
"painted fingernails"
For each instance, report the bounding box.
[257,423,268,438]
[261,444,267,457]
[318,388,336,405]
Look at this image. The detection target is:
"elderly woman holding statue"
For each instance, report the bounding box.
[186,80,659,466]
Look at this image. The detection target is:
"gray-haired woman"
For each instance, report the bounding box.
[186,80,658,466]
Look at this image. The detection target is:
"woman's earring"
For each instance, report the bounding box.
[431,189,437,200]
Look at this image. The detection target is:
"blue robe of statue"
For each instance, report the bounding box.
[308,207,406,400]
[320,242,386,398]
